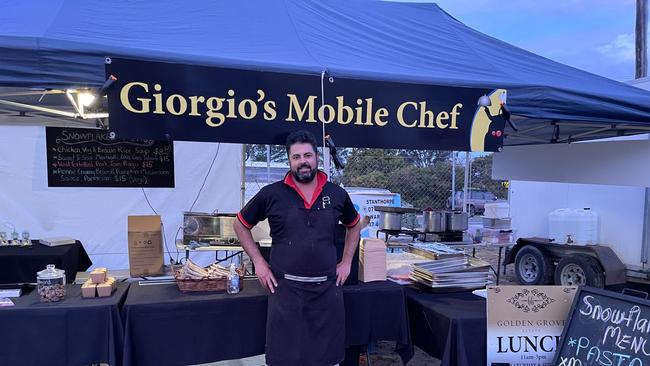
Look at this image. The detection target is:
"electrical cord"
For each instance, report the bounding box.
[181,143,222,263]
[139,142,222,265]
[189,143,221,212]
[173,225,183,264]
[141,187,175,264]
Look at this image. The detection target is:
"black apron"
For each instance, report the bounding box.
[266,206,345,366]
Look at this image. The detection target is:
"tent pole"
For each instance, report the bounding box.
[463,152,469,213]
[451,151,456,210]
[266,145,271,183]
[637,0,649,267]
[320,71,331,179]
[240,144,246,209]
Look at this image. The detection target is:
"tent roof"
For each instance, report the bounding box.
[2,0,650,145]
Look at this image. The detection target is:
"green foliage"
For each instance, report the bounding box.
[245,144,508,208]
[246,144,287,163]
[469,155,508,199]
[340,149,507,209]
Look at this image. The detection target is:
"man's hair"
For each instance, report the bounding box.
[285,130,318,155]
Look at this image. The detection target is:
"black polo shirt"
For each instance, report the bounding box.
[237,171,360,240]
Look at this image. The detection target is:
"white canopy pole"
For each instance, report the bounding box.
[451,151,456,210]
[462,152,470,213]
[321,71,331,179]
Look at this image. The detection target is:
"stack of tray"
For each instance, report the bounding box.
[407,242,465,260]
[410,256,491,292]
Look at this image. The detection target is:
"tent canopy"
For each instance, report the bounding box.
[2,0,650,145]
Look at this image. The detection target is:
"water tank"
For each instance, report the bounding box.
[572,208,599,245]
[548,208,572,244]
[548,208,599,245]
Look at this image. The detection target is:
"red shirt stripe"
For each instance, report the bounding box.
[283,170,328,209]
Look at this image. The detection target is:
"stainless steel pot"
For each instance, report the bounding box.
[422,211,447,232]
[375,206,419,231]
[446,211,468,231]
[379,211,402,231]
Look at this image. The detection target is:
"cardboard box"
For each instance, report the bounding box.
[128,215,164,277]
[81,280,97,298]
[90,268,107,284]
[358,238,387,282]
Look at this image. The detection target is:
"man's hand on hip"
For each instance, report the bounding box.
[336,260,351,286]
[254,258,277,293]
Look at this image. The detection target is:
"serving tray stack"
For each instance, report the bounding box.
[410,256,491,292]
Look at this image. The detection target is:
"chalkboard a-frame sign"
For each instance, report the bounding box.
[553,286,650,366]
[46,127,174,188]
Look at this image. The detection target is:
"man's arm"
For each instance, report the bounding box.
[336,221,361,286]
[233,219,277,293]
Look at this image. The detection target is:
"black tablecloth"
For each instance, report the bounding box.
[0,241,92,284]
[406,287,486,366]
[342,281,412,364]
[122,280,412,366]
[0,282,129,366]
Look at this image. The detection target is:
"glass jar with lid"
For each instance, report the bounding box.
[37,264,66,302]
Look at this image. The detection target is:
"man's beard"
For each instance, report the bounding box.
[292,164,317,183]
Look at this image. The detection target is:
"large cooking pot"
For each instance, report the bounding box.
[446,211,469,231]
[375,206,420,231]
[379,211,402,231]
[422,210,447,232]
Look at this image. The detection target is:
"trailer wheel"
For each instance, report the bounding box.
[554,254,604,288]
[514,245,554,285]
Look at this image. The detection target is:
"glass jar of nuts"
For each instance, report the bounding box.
[37,264,66,303]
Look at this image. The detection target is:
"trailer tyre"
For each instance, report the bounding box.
[514,245,554,285]
[554,254,604,288]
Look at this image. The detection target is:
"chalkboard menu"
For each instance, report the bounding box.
[553,287,650,366]
[46,127,174,188]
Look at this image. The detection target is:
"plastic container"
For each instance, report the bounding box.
[227,263,240,294]
[482,228,516,244]
[548,208,572,244]
[548,208,599,245]
[37,264,66,302]
[483,202,510,219]
[572,208,599,245]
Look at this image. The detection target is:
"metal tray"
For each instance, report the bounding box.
[408,244,465,259]
[410,276,492,292]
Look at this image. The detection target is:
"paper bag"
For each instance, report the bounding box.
[128,215,164,277]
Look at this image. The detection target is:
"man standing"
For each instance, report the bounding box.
[233,130,361,366]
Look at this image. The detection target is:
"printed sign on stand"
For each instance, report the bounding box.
[487,286,577,366]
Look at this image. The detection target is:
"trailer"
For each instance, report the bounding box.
[504,237,626,287]
[493,79,650,289]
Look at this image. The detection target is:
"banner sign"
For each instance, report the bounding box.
[106,58,507,151]
[487,286,577,366]
[554,287,650,366]
[46,127,174,188]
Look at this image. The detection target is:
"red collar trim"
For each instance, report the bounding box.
[283,170,328,209]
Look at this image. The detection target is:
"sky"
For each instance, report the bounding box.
[421,0,640,81]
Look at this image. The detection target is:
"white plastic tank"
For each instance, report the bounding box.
[548,208,572,244]
[572,208,599,245]
[548,208,599,245]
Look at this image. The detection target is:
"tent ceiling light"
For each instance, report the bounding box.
[78,92,96,107]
